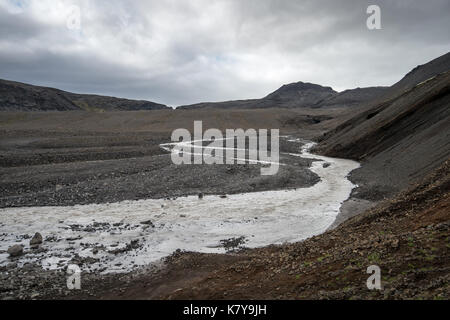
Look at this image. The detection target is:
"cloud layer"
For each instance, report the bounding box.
[0,0,449,106]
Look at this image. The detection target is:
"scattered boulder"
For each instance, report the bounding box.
[198,193,204,199]
[30,232,43,247]
[220,236,247,252]
[45,235,58,242]
[66,236,83,241]
[108,240,141,255]
[7,245,23,257]
[69,254,99,266]
[322,163,331,168]
[140,220,155,228]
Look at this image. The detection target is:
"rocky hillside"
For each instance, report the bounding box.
[316,52,450,200]
[389,52,450,95]
[178,82,388,110]
[0,79,169,111]
[317,87,389,108]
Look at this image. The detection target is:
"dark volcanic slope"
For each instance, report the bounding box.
[317,87,389,108]
[0,79,169,111]
[316,52,450,200]
[178,82,387,110]
[389,52,450,94]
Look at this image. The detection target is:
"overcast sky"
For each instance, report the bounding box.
[0,0,449,106]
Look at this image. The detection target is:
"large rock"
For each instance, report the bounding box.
[30,232,43,247]
[7,245,23,257]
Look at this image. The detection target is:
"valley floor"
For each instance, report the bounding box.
[0,109,448,300]
[0,109,346,208]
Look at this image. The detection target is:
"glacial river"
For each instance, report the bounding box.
[0,138,359,273]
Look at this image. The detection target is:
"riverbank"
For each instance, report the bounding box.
[3,159,445,300]
[69,160,450,300]
[0,138,358,272]
[0,135,365,299]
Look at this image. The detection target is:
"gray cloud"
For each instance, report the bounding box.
[0,0,449,106]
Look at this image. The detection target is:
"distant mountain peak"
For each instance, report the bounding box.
[266,81,336,98]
